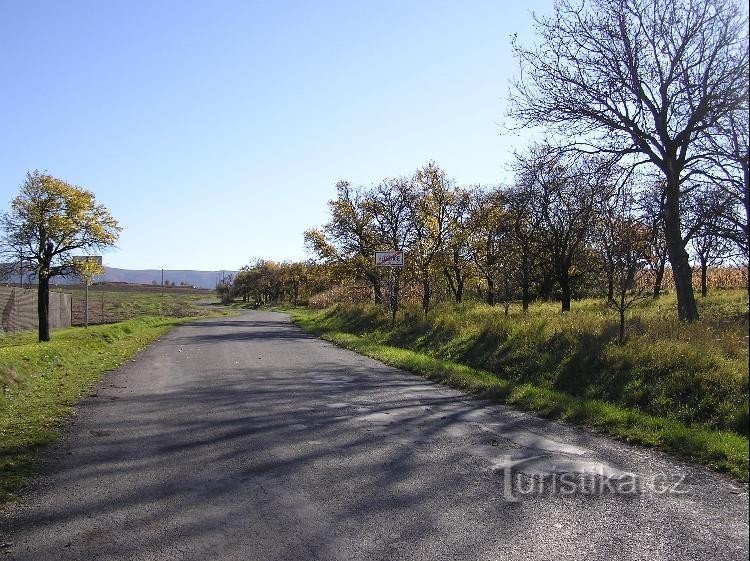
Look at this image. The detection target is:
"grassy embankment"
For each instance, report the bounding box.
[0,289,224,505]
[289,290,749,481]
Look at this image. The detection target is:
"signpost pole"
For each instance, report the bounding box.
[72,255,102,328]
[375,251,404,328]
[390,267,398,328]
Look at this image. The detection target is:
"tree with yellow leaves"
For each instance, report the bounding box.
[1,171,121,341]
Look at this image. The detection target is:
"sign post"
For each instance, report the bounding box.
[374,251,405,327]
[73,256,103,327]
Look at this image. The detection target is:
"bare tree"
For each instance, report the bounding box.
[700,107,749,299]
[466,188,506,306]
[638,183,669,298]
[701,108,749,254]
[440,187,474,304]
[511,0,749,321]
[689,188,736,297]
[607,211,652,344]
[514,146,603,312]
[592,167,634,301]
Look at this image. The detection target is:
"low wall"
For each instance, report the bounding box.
[0,287,72,334]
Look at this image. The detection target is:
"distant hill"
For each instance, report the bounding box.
[100,267,236,289]
[2,265,236,289]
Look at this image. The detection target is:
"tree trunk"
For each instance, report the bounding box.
[443,267,463,304]
[653,257,666,299]
[421,275,431,315]
[38,274,50,342]
[607,273,614,302]
[521,249,530,313]
[521,283,529,312]
[700,259,708,298]
[444,249,464,304]
[390,270,400,328]
[502,278,512,316]
[486,277,495,306]
[370,275,383,304]
[538,272,554,301]
[618,305,625,345]
[663,175,699,321]
[560,269,571,312]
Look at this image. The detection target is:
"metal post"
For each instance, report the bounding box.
[84,280,89,328]
[389,267,396,328]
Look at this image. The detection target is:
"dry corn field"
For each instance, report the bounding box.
[637,267,749,291]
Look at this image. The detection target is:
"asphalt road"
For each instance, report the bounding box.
[1,311,748,560]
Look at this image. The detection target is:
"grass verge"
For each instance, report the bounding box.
[288,306,749,482]
[0,316,196,504]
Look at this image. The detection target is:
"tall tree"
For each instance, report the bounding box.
[1,171,120,341]
[510,0,749,321]
[466,187,506,306]
[439,187,473,304]
[410,162,451,314]
[504,186,541,312]
[700,107,749,299]
[304,181,383,304]
[606,209,652,344]
[366,177,415,324]
[689,188,736,297]
[638,182,669,298]
[701,107,749,256]
[514,147,603,312]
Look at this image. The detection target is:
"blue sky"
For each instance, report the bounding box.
[0,0,550,270]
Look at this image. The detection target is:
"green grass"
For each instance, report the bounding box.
[288,292,749,481]
[0,316,197,504]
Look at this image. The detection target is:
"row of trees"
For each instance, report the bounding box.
[296,0,750,324]
[218,259,338,307]
[303,151,745,326]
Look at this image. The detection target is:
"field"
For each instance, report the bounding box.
[289,289,749,479]
[53,283,215,325]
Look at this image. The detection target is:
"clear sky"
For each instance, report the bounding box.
[0,0,551,270]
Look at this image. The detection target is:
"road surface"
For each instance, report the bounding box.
[1,311,748,560]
